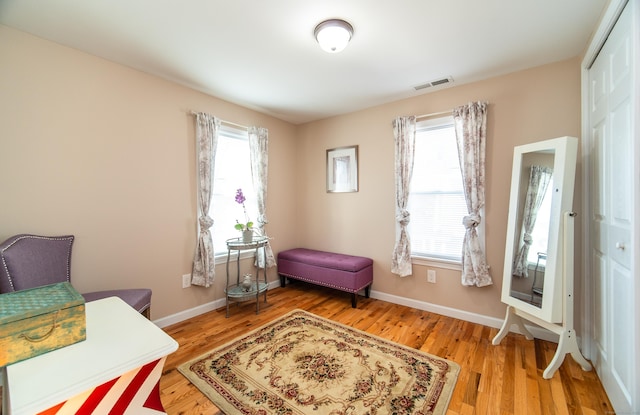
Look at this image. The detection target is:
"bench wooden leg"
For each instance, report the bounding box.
[279,274,286,288]
[351,293,357,308]
[365,285,370,298]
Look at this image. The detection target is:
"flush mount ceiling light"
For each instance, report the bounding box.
[314,19,354,53]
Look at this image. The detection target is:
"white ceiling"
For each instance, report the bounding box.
[0,0,607,124]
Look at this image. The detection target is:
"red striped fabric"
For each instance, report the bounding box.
[36,358,167,415]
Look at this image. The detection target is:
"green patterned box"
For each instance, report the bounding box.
[0,282,86,366]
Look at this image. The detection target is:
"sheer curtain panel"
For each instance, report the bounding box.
[249,127,276,268]
[391,116,416,277]
[453,102,493,287]
[191,113,219,287]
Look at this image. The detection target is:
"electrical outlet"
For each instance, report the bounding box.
[427,270,436,283]
[182,274,191,288]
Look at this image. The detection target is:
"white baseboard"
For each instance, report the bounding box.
[368,290,559,343]
[153,280,282,328]
[153,283,558,343]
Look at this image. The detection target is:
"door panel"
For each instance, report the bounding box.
[609,98,632,225]
[611,263,632,400]
[593,253,606,358]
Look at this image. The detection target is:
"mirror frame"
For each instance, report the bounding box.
[501,136,578,323]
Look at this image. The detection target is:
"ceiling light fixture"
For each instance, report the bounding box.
[314,19,354,53]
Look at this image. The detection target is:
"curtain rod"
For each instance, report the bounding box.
[415,101,490,120]
[415,110,452,120]
[189,111,249,130]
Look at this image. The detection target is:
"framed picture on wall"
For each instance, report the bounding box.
[326,145,358,193]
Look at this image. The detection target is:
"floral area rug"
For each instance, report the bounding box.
[178,309,460,415]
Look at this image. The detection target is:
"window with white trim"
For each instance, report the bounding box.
[211,125,257,256]
[407,116,467,263]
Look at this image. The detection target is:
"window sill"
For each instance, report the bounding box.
[411,256,462,271]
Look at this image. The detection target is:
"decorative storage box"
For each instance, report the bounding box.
[0,282,86,366]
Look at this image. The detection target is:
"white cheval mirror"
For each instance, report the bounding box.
[493,136,592,379]
[501,136,576,322]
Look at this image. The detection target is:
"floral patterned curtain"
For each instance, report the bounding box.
[249,127,276,268]
[512,165,553,277]
[453,102,492,287]
[391,116,416,277]
[191,113,219,287]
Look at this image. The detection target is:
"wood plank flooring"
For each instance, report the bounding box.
[160,283,614,414]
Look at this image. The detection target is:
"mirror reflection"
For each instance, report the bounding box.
[509,151,554,308]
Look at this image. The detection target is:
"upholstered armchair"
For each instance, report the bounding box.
[0,234,152,318]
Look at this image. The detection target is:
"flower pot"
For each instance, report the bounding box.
[242,229,253,243]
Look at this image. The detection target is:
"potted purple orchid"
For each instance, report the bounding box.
[233,188,254,242]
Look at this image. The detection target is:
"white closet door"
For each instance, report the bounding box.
[587,2,637,412]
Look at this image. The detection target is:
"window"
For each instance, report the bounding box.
[210,125,257,256]
[407,116,468,263]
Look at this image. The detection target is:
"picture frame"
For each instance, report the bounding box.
[326,145,358,193]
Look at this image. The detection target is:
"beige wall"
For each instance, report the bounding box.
[0,24,582,324]
[0,26,298,319]
[296,57,582,320]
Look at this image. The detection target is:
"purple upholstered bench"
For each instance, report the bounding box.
[277,248,373,308]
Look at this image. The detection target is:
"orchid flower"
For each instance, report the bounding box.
[234,188,253,231]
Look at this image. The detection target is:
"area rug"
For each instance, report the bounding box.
[178,309,460,415]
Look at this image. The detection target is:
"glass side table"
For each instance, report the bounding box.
[225,236,269,317]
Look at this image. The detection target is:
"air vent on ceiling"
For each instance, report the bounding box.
[414,76,454,91]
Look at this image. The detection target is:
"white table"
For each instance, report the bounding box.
[2,297,178,414]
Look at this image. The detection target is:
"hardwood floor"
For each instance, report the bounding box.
[160,283,614,414]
